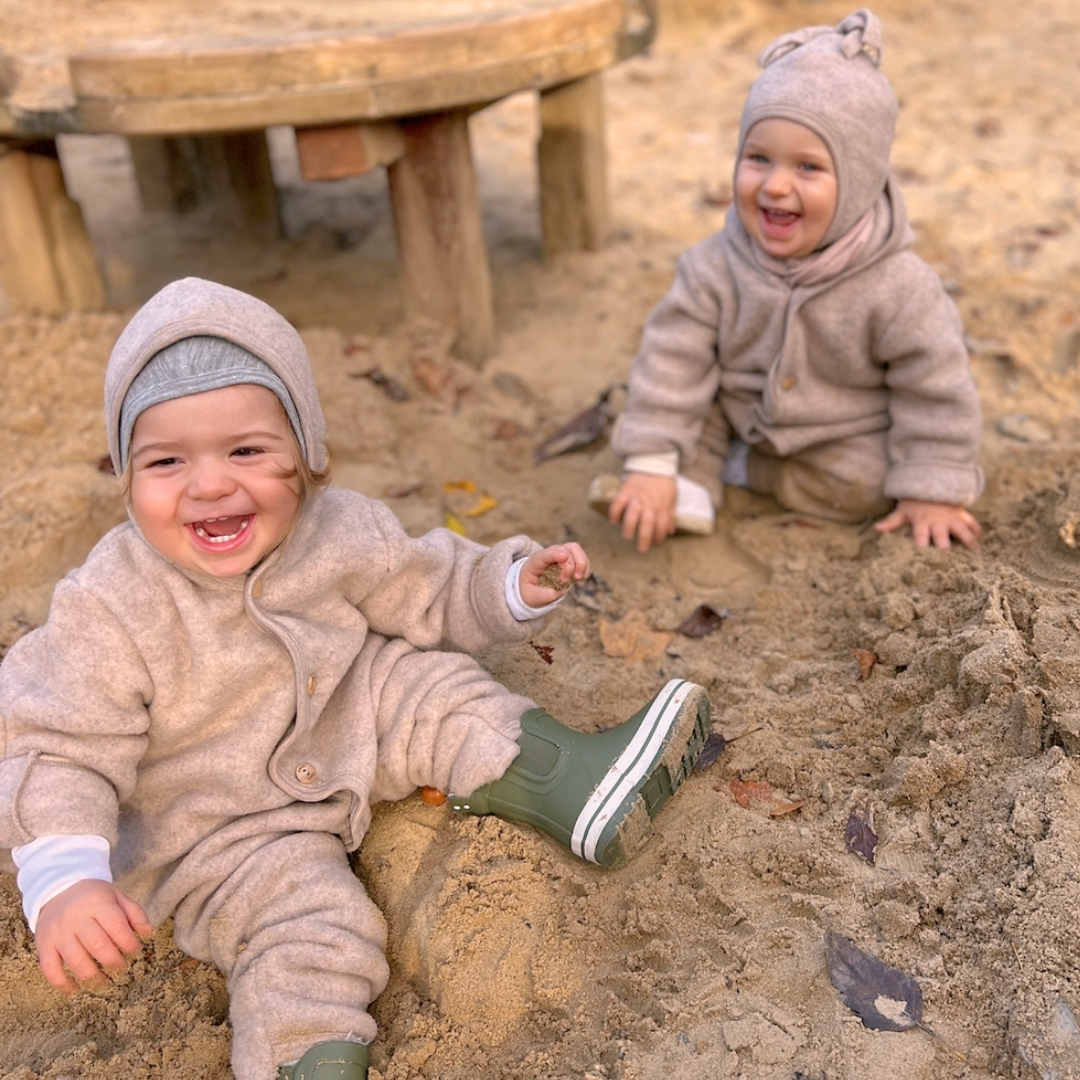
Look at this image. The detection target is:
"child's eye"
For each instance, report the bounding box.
[232,446,265,458]
[147,456,180,468]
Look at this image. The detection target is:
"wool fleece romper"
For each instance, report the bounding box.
[0,279,541,1080]
[611,10,984,521]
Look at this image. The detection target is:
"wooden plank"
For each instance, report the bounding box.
[296,121,406,181]
[68,1,626,100]
[538,72,609,255]
[69,38,623,135]
[387,110,494,365]
[0,145,65,314]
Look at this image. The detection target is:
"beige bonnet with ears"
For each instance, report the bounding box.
[736,8,898,248]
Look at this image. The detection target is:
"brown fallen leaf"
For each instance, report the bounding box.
[528,640,555,665]
[351,366,409,401]
[853,648,878,681]
[728,778,804,817]
[675,603,729,638]
[844,801,878,864]
[533,385,622,464]
[692,724,764,771]
[825,931,924,1032]
[414,355,458,405]
[598,609,672,664]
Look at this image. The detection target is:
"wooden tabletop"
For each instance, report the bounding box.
[0,0,653,136]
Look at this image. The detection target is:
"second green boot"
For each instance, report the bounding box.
[277,1040,369,1080]
[449,678,710,868]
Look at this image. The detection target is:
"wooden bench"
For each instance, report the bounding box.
[0,0,655,362]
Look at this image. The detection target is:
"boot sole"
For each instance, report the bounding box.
[572,679,710,867]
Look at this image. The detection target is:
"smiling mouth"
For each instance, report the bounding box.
[762,208,798,225]
[192,515,251,543]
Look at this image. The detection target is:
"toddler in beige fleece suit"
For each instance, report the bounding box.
[0,278,710,1080]
[594,9,984,553]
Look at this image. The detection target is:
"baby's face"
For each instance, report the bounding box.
[735,118,838,259]
[129,384,301,577]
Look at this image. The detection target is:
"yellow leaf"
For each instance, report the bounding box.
[465,493,499,518]
[443,480,476,494]
[445,512,467,536]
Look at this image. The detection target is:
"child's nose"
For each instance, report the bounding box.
[762,166,792,196]
[187,460,236,499]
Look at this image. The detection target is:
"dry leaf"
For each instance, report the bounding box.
[352,366,409,401]
[420,786,447,806]
[528,641,555,665]
[853,648,878,681]
[825,931,923,1032]
[570,573,609,612]
[845,801,878,864]
[693,725,763,771]
[675,604,729,638]
[444,512,466,536]
[464,494,499,518]
[414,356,458,404]
[598,609,672,663]
[533,385,620,464]
[729,779,804,816]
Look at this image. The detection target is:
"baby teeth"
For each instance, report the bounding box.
[194,516,250,543]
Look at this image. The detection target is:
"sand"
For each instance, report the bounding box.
[2,0,1080,1077]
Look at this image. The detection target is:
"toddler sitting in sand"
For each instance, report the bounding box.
[0,278,710,1080]
[592,8,983,553]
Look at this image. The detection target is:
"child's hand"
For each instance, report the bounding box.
[875,499,981,551]
[519,543,591,609]
[608,473,677,554]
[34,879,153,994]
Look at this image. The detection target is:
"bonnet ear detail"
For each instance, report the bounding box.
[758,24,832,68]
[758,9,883,69]
[837,9,883,65]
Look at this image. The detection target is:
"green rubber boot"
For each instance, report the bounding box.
[449,679,710,868]
[277,1041,369,1080]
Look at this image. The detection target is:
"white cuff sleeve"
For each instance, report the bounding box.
[505,558,564,621]
[624,451,679,478]
[12,834,112,933]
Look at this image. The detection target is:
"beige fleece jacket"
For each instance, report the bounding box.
[612,182,984,507]
[0,278,539,922]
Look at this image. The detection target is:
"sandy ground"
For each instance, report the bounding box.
[3,0,1080,1077]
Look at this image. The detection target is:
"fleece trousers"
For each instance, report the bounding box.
[138,635,533,1080]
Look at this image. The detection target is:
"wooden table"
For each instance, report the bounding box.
[0,0,655,361]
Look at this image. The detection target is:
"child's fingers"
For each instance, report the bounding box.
[107,896,153,950]
[37,943,79,994]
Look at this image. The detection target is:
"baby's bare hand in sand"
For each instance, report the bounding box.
[875,499,981,551]
[519,543,590,608]
[35,880,153,994]
[608,473,677,554]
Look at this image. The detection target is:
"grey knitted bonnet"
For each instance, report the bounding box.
[736,8,898,248]
[118,336,306,473]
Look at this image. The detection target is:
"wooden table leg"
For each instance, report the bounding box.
[386,110,495,365]
[0,140,105,316]
[128,132,280,241]
[538,72,610,256]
